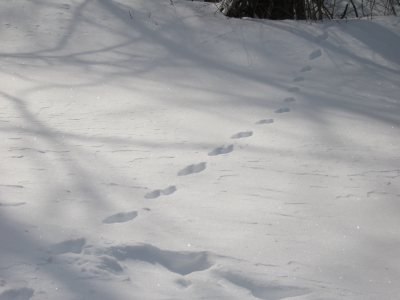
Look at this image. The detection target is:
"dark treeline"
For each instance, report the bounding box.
[219,0,309,19]
[216,0,399,20]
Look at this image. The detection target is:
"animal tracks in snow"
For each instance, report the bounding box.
[178,162,206,176]
[103,211,138,224]
[300,65,312,72]
[231,131,253,139]
[208,144,234,156]
[145,190,162,199]
[309,49,322,60]
[145,186,177,199]
[160,185,176,195]
[256,119,274,125]
[275,107,291,114]
[102,43,318,292]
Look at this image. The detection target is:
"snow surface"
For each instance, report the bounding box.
[0,0,399,299]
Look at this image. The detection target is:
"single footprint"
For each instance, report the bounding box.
[256,119,274,125]
[145,186,177,199]
[300,65,312,72]
[103,211,138,224]
[161,185,177,195]
[178,162,206,176]
[208,144,234,156]
[287,87,300,92]
[293,76,304,82]
[275,107,290,113]
[309,49,322,60]
[231,131,253,139]
[144,189,161,199]
[284,97,296,103]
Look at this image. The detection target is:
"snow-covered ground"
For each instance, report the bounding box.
[0,1,399,299]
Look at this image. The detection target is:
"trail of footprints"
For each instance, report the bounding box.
[0,37,324,298]
[101,42,324,237]
[21,41,324,300]
[136,45,323,204]
[26,46,322,228]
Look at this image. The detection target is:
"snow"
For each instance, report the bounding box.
[0,0,399,299]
